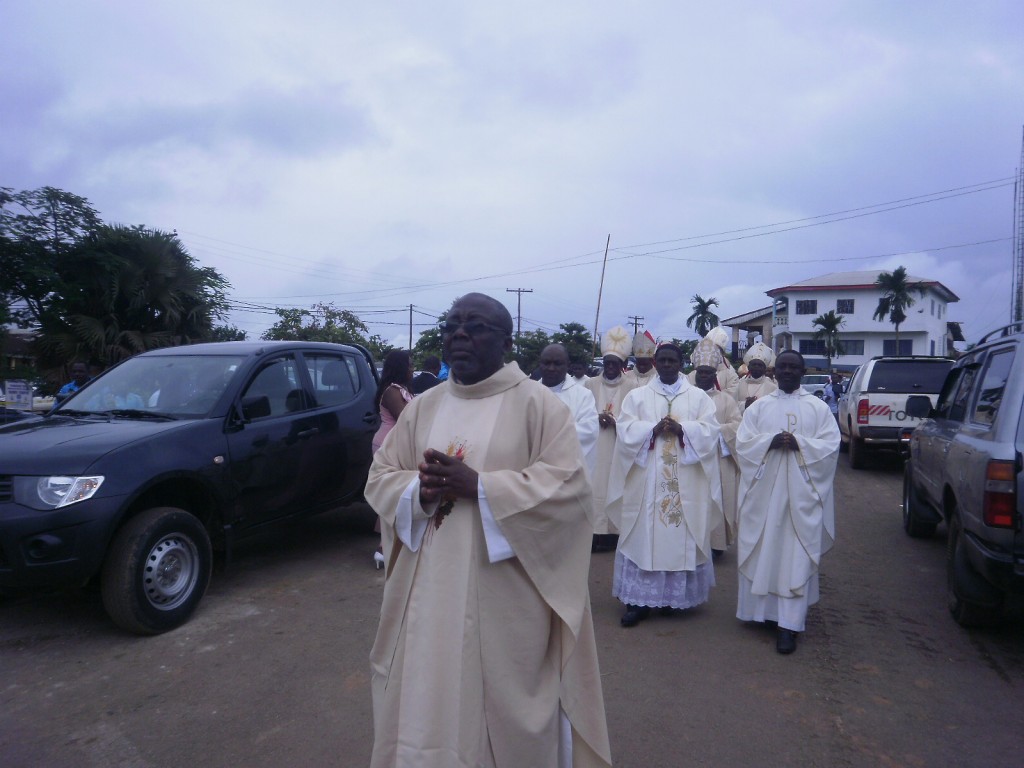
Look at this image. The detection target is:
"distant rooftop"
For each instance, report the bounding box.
[766,270,959,302]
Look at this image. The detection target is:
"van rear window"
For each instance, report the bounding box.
[867,360,953,393]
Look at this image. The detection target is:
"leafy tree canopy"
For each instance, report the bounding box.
[2,187,230,376]
[686,294,720,338]
[262,302,370,344]
[551,322,594,365]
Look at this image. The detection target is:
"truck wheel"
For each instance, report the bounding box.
[101,507,212,635]
[902,462,937,538]
[848,434,866,469]
[946,513,1002,628]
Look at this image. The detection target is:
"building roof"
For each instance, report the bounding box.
[765,270,959,302]
[720,305,773,327]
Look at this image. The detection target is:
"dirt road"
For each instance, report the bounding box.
[2,453,1021,767]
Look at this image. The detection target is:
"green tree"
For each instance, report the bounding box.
[1,186,102,327]
[551,321,594,365]
[812,310,846,371]
[36,224,230,369]
[873,266,925,356]
[513,329,551,374]
[412,311,446,363]
[262,302,370,345]
[686,295,720,338]
[210,325,247,341]
[366,334,398,361]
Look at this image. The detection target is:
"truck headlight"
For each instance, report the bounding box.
[36,476,105,508]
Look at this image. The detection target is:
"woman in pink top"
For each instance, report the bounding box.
[372,350,415,566]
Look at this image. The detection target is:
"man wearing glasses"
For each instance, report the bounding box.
[365,293,612,767]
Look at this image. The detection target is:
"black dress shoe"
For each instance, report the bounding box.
[620,605,650,627]
[776,628,798,654]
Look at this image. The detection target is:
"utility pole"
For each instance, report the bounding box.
[627,315,644,335]
[592,235,612,357]
[506,288,533,349]
[408,304,414,351]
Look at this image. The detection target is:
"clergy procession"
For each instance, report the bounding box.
[365,292,839,768]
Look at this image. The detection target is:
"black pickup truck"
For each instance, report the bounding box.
[0,341,379,634]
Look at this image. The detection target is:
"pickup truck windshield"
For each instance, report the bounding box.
[867,360,953,394]
[60,355,245,417]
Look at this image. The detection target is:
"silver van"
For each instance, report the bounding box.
[903,323,1023,627]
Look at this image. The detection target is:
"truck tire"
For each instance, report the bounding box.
[101,507,212,635]
[946,512,1002,628]
[848,433,867,469]
[902,462,937,538]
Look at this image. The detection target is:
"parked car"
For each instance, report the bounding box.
[0,341,380,634]
[800,374,832,398]
[838,356,954,468]
[903,323,1023,627]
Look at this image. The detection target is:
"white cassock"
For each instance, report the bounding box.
[705,388,742,551]
[547,375,599,476]
[584,373,638,534]
[734,375,778,412]
[607,377,722,609]
[735,388,840,632]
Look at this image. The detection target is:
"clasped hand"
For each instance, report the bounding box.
[653,417,683,441]
[418,449,478,505]
[769,431,799,451]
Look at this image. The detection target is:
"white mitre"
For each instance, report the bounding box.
[743,341,774,366]
[632,330,657,358]
[706,326,729,352]
[601,325,631,361]
[690,338,722,368]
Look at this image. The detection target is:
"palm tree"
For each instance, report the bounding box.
[686,294,720,337]
[873,266,925,356]
[811,310,845,371]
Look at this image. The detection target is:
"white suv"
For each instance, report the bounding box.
[838,356,954,469]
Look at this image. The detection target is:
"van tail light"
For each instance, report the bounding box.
[857,398,870,425]
[983,460,1017,528]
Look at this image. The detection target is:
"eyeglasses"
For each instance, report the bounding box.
[438,319,510,337]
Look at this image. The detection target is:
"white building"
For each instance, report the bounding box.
[721,270,962,371]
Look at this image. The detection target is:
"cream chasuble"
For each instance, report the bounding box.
[735,389,839,630]
[624,367,656,388]
[365,363,611,768]
[707,389,742,551]
[584,373,638,533]
[608,378,722,573]
[735,375,778,412]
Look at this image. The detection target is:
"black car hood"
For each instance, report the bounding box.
[0,416,203,475]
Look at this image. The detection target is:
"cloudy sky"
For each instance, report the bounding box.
[4,2,1023,348]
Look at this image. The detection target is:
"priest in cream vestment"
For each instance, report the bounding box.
[735,350,840,655]
[607,342,722,627]
[691,342,742,554]
[585,325,637,547]
[735,341,777,412]
[687,333,739,398]
[365,294,611,767]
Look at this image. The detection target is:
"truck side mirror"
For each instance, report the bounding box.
[240,394,271,421]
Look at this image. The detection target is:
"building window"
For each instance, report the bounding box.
[843,340,865,355]
[795,300,817,315]
[799,339,827,355]
[836,299,854,314]
[930,299,935,316]
[938,304,943,319]
[883,339,913,356]
[931,340,935,356]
